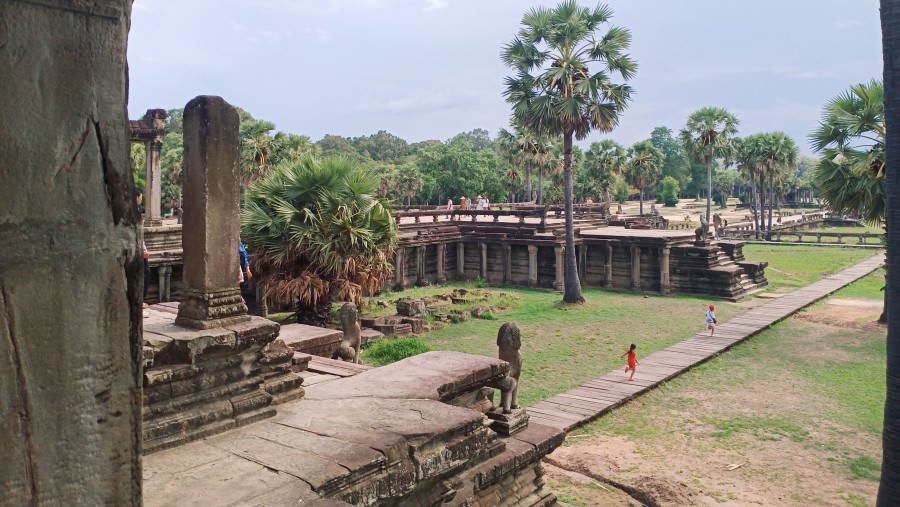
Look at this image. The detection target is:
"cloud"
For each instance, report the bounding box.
[423,0,448,12]
[355,89,480,114]
[132,1,151,11]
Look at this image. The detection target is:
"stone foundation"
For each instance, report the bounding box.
[142,309,304,453]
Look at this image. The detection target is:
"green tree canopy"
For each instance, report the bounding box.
[240,155,397,324]
[627,139,664,215]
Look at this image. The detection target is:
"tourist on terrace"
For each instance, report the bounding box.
[476,195,484,211]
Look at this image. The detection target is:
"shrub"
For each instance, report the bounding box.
[365,338,431,366]
[660,176,680,207]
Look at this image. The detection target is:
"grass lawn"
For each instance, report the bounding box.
[349,244,881,407]
[834,270,886,300]
[549,308,886,506]
[742,244,878,292]
[360,285,741,407]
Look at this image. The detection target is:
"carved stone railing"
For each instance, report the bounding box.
[394,203,610,227]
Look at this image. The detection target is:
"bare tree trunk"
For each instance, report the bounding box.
[639,187,644,216]
[767,174,775,240]
[538,167,544,205]
[525,160,533,202]
[751,173,760,240]
[562,133,584,303]
[879,1,900,503]
[706,148,713,224]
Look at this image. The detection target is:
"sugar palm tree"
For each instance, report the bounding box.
[758,132,798,239]
[735,136,766,239]
[811,80,885,223]
[240,155,397,325]
[584,139,627,202]
[680,107,740,223]
[878,1,899,501]
[503,0,636,303]
[626,140,664,216]
[811,80,886,322]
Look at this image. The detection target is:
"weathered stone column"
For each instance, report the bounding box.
[257,283,269,317]
[604,242,614,287]
[457,241,466,280]
[503,244,512,283]
[480,242,488,279]
[659,246,671,294]
[528,245,539,287]
[554,245,565,291]
[416,245,426,286]
[0,2,142,503]
[175,96,250,329]
[394,247,406,290]
[630,245,641,290]
[158,264,172,302]
[145,138,164,225]
[436,243,446,284]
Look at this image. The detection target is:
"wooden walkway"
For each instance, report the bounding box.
[527,253,885,431]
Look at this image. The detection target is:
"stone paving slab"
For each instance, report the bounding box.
[527,253,885,431]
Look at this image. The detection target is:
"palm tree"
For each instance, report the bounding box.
[811,80,885,223]
[735,137,760,238]
[758,132,798,239]
[680,107,740,223]
[395,164,423,206]
[584,139,627,202]
[498,121,547,203]
[878,1,899,501]
[503,0,637,303]
[626,140,664,216]
[241,155,397,326]
[811,80,887,321]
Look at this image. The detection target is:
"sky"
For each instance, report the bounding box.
[128,0,882,155]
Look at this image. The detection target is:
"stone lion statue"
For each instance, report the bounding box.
[333,302,361,364]
[496,322,522,414]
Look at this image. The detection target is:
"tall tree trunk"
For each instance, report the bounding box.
[879,0,900,503]
[562,133,584,303]
[751,173,760,240]
[767,173,775,240]
[525,160,533,202]
[639,186,644,216]
[706,147,713,224]
[538,167,544,205]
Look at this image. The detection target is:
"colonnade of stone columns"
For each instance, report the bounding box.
[391,240,673,296]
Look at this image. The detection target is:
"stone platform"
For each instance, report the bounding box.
[142,303,305,454]
[143,351,565,506]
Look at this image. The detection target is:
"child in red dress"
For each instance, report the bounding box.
[621,343,639,381]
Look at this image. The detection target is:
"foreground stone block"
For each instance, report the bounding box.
[304,351,508,403]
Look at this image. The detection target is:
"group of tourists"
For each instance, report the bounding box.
[446,195,491,212]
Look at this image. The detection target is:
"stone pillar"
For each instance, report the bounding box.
[527,245,538,287]
[158,264,173,302]
[554,245,565,291]
[416,245,426,286]
[0,2,142,503]
[436,243,446,284]
[480,243,488,279]
[503,244,512,283]
[630,245,641,290]
[659,246,671,294]
[394,247,406,290]
[457,241,466,281]
[604,243,614,287]
[145,138,164,225]
[175,96,249,329]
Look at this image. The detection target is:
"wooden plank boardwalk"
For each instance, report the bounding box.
[527,253,885,431]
